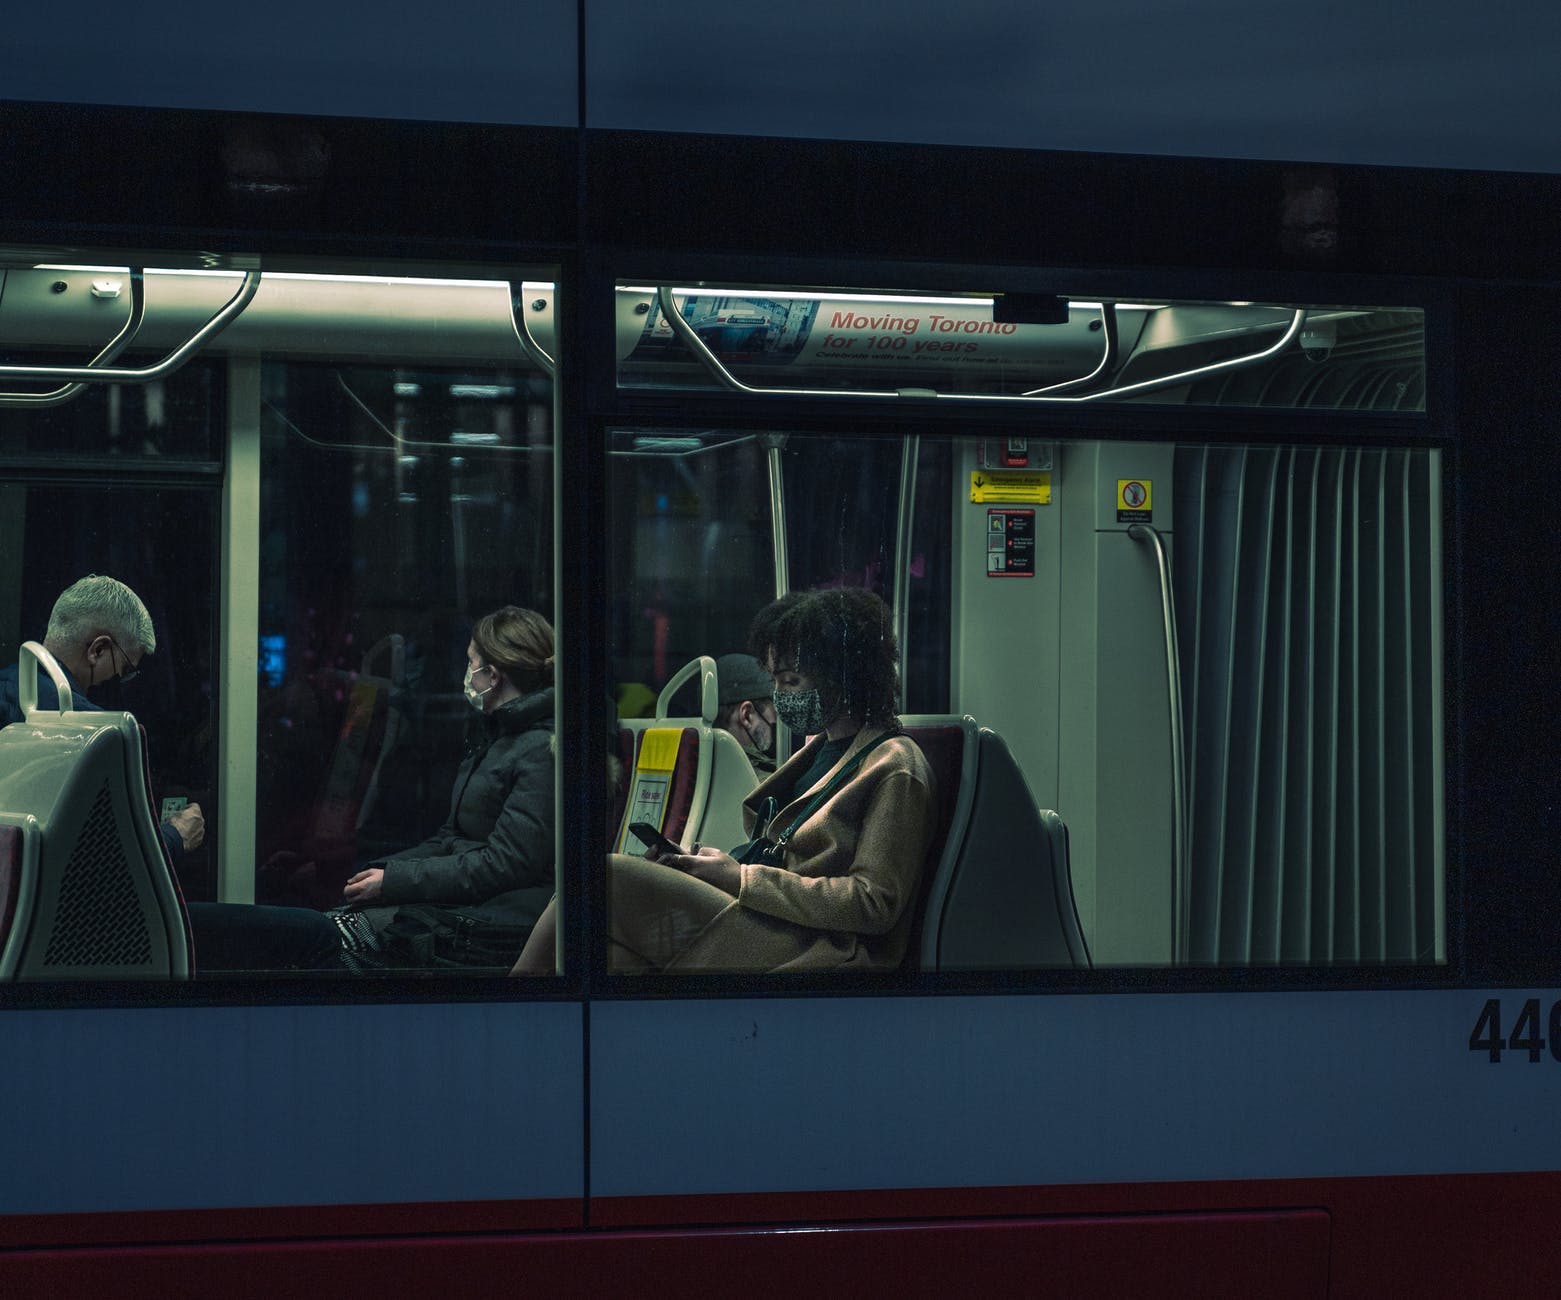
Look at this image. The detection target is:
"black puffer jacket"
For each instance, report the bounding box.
[368,687,555,931]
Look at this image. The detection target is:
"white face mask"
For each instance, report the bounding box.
[463,663,496,711]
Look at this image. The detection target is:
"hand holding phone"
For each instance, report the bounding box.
[628,821,683,858]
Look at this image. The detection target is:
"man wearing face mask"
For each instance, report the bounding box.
[713,653,779,776]
[334,605,557,968]
[514,587,936,975]
[0,574,205,864]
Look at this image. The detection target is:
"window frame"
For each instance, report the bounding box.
[575,254,1463,1001]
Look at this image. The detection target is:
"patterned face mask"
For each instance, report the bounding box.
[773,686,826,735]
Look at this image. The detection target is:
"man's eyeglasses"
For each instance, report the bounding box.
[106,637,140,684]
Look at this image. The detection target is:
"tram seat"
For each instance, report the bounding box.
[301,634,407,893]
[0,642,192,980]
[610,655,758,857]
[0,817,39,976]
[608,725,638,835]
[904,714,1091,971]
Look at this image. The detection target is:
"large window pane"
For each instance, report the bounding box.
[0,255,560,983]
[604,429,1443,974]
[256,359,555,919]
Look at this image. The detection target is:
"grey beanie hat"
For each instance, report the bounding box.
[715,653,773,706]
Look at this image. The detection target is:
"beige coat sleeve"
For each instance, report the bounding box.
[735,763,936,936]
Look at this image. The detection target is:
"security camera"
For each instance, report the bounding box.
[1300,320,1336,362]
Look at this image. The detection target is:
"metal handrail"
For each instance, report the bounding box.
[656,286,1304,405]
[0,270,261,386]
[508,283,556,377]
[760,431,792,758]
[1020,302,1118,396]
[0,270,148,408]
[892,435,920,696]
[658,285,946,400]
[1128,523,1190,964]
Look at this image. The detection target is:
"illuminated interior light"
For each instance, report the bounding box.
[625,287,1179,314]
[33,265,556,291]
[450,430,501,445]
[633,436,704,453]
[622,286,995,308]
[449,384,517,399]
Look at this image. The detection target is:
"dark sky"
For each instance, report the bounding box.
[6,1,1561,172]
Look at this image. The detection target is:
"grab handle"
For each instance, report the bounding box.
[17,641,75,718]
[1128,523,1190,964]
[0,270,260,387]
[656,655,719,724]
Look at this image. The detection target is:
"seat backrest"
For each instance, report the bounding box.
[305,633,406,859]
[0,642,191,980]
[916,722,1091,971]
[613,725,702,852]
[612,655,758,855]
[0,814,40,978]
[900,714,980,964]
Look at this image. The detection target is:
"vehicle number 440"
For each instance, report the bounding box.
[1468,998,1561,1063]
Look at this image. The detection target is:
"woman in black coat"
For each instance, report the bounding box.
[334,606,556,968]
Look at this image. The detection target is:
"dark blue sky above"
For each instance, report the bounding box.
[5,1,1560,172]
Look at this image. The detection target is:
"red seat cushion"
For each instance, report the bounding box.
[0,824,22,952]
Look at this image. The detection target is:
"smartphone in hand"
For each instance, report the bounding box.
[628,821,683,858]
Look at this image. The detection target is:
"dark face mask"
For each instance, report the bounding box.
[745,707,776,757]
[773,687,826,734]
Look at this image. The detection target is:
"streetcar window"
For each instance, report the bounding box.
[254,358,555,940]
[0,481,220,900]
[606,430,1444,972]
[614,285,1425,413]
[0,254,561,984]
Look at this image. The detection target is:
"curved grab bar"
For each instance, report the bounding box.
[1020,302,1118,396]
[892,434,919,696]
[0,270,149,408]
[17,641,75,718]
[657,287,1304,406]
[360,632,406,683]
[658,285,951,400]
[508,283,556,378]
[1073,309,1304,403]
[0,271,261,386]
[656,654,719,725]
[1127,523,1190,964]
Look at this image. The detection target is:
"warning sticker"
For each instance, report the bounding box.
[985,508,1035,577]
[972,470,1052,504]
[1117,478,1152,523]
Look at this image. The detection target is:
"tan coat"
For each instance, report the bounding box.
[665,725,937,971]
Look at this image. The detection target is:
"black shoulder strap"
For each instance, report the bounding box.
[772,731,897,848]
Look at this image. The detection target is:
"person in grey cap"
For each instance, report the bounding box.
[714,652,778,774]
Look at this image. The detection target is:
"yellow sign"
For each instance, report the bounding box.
[636,727,682,774]
[971,470,1052,504]
[1117,479,1152,513]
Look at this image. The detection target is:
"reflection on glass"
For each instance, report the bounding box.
[605,430,1444,973]
[256,361,555,956]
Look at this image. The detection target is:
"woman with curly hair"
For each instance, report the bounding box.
[514,587,936,973]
